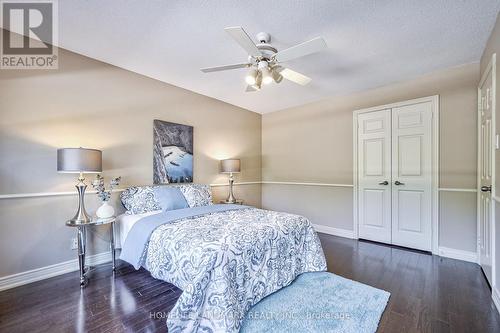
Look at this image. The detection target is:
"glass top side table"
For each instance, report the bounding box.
[66,216,116,287]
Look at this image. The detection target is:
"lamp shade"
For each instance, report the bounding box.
[221,159,241,174]
[57,148,102,173]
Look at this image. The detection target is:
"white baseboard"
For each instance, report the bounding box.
[314,228,478,264]
[493,287,500,315]
[0,252,112,292]
[312,224,355,239]
[438,247,478,263]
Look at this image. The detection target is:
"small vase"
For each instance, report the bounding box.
[96,201,115,219]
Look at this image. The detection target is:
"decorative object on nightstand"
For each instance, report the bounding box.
[92,174,121,218]
[221,159,241,204]
[57,147,102,223]
[66,216,117,287]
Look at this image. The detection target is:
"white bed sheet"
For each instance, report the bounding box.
[116,210,161,248]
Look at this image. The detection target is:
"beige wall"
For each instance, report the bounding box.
[0,30,262,278]
[262,63,479,252]
[0,24,490,280]
[481,13,500,290]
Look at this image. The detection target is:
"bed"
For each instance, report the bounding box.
[118,184,327,333]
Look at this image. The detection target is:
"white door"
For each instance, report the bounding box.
[478,65,494,285]
[357,109,392,243]
[391,103,433,251]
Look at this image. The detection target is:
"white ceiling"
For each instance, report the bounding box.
[56,1,500,113]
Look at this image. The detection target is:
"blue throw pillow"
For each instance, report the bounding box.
[153,186,189,212]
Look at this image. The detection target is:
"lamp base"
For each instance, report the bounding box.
[70,176,92,224]
[226,173,240,204]
[69,216,92,224]
[221,199,243,205]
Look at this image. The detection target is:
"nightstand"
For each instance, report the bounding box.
[219,200,244,205]
[66,216,116,287]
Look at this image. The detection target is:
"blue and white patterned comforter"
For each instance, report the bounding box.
[144,207,327,333]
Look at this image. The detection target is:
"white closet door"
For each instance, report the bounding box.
[478,65,494,286]
[391,102,433,251]
[357,109,392,243]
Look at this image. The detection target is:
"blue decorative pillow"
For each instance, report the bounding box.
[153,186,189,212]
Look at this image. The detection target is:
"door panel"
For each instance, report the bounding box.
[358,109,392,243]
[364,139,385,176]
[398,136,422,176]
[391,102,432,251]
[478,67,493,286]
[363,189,386,227]
[398,190,424,232]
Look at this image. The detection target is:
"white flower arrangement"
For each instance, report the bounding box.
[92,175,121,202]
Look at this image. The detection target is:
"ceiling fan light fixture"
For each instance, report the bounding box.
[258,61,273,85]
[262,68,273,85]
[245,68,258,85]
[253,71,262,90]
[271,67,283,83]
[200,27,328,92]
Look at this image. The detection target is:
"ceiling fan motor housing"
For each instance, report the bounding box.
[256,44,277,60]
[256,32,271,43]
[255,32,277,61]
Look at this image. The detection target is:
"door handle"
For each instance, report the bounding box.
[481,185,492,192]
[378,181,389,185]
[394,181,405,186]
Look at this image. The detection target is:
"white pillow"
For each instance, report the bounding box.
[178,184,213,207]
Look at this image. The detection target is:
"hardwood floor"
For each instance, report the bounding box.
[0,233,499,332]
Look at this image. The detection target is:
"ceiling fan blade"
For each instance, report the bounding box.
[224,26,262,57]
[279,67,312,85]
[200,63,251,73]
[273,37,327,63]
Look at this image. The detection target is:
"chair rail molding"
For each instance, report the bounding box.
[0,182,479,200]
[208,181,261,187]
[0,182,263,200]
[0,189,127,200]
[261,181,353,188]
[438,187,477,193]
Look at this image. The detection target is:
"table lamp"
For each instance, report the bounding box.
[221,159,240,204]
[57,148,102,223]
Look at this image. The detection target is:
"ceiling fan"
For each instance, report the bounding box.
[200,27,328,92]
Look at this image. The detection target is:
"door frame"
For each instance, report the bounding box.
[477,53,496,285]
[353,95,440,254]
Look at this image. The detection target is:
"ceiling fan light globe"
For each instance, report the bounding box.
[271,66,284,83]
[245,68,258,85]
[245,76,256,85]
[262,75,273,85]
[261,66,273,85]
[257,61,269,70]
